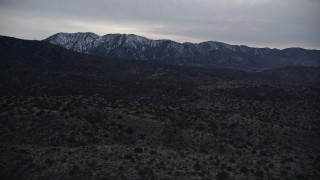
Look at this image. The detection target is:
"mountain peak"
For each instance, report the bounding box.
[45,32,102,53]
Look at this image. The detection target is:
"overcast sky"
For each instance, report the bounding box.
[0,0,319,49]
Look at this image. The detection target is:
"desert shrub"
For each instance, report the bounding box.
[67,137,85,147]
[36,110,45,116]
[134,147,143,153]
[216,171,229,180]
[226,166,233,171]
[126,127,134,134]
[295,173,305,179]
[45,158,55,165]
[215,158,221,165]
[280,170,288,177]
[193,163,201,171]
[117,124,124,129]
[149,150,157,155]
[240,167,249,174]
[228,158,236,163]
[85,112,103,124]
[156,161,166,169]
[230,122,238,129]
[260,150,267,156]
[200,148,208,154]
[254,169,264,178]
[100,177,111,180]
[124,153,133,159]
[69,165,79,176]
[118,166,125,171]
[139,134,145,140]
[209,156,213,161]
[246,130,253,136]
[138,167,154,179]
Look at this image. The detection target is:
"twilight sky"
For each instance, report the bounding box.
[0,0,319,49]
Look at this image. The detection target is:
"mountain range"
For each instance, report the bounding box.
[1,35,320,179]
[45,32,320,71]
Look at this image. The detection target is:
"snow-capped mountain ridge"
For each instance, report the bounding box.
[44,32,320,70]
[45,32,248,52]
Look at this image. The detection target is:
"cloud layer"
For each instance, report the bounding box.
[0,0,319,49]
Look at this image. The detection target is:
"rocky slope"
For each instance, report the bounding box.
[44,32,320,70]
